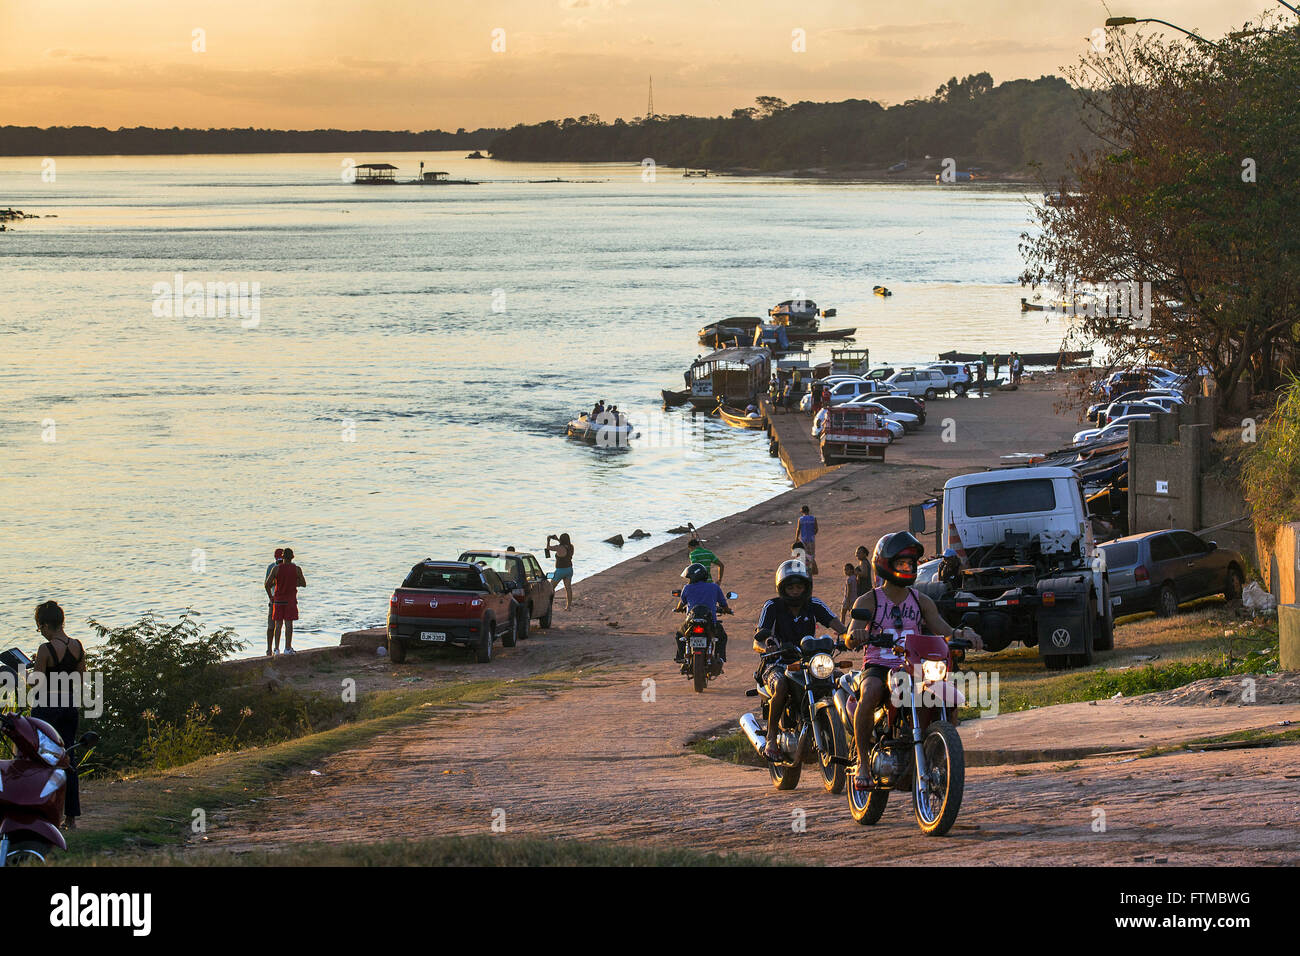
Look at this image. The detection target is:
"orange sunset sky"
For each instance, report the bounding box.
[0,0,1278,130]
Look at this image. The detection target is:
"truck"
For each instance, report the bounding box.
[820,405,891,464]
[457,549,556,638]
[911,465,1114,670]
[386,560,519,664]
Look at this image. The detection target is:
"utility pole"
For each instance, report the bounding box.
[647,76,655,121]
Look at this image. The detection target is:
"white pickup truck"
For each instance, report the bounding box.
[913,466,1114,669]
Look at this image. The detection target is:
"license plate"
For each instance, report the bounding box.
[690,636,708,649]
[420,632,447,642]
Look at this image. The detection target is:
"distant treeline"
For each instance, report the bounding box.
[488,75,1093,176]
[0,126,504,156]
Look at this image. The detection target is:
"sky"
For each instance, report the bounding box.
[0,0,1280,130]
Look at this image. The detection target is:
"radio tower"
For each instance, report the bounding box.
[647,75,655,120]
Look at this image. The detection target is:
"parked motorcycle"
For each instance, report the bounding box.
[0,711,98,865]
[671,590,737,693]
[834,613,975,835]
[740,633,854,792]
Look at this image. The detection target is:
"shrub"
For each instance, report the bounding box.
[1241,376,1300,541]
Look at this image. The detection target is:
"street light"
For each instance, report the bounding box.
[1105,16,1223,49]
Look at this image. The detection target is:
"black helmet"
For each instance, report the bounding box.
[775,559,811,605]
[682,562,709,584]
[872,532,925,586]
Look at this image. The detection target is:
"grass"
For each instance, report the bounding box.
[68,668,589,862]
[65,834,774,867]
[691,730,764,767]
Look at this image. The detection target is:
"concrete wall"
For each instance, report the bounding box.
[1128,395,1256,566]
[1257,522,1300,604]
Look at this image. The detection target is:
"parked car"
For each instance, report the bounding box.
[826,379,900,405]
[869,392,926,426]
[1099,400,1169,427]
[1087,389,1184,422]
[1073,412,1156,444]
[458,549,556,637]
[864,367,897,382]
[387,560,519,663]
[884,367,949,399]
[1099,530,1246,618]
[843,395,920,431]
[927,363,972,396]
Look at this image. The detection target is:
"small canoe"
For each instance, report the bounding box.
[715,404,766,429]
[661,388,691,407]
[873,286,892,297]
[786,327,857,342]
[937,349,1094,365]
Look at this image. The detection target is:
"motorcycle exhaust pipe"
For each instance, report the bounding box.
[739,712,767,754]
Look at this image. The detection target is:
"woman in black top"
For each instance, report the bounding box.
[31,600,85,828]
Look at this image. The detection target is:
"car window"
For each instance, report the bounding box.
[1099,541,1139,567]
[1148,534,1180,562]
[964,478,1056,517]
[481,568,505,593]
[405,566,484,590]
[525,556,543,580]
[1171,531,1208,555]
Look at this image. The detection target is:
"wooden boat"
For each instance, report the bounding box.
[785,327,857,343]
[661,388,691,407]
[686,346,771,410]
[937,349,1094,365]
[698,316,764,348]
[715,403,766,429]
[873,286,892,297]
[769,300,831,330]
[566,415,638,447]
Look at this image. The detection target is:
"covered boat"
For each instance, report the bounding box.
[937,349,1094,365]
[686,346,771,411]
[698,316,765,348]
[768,300,833,329]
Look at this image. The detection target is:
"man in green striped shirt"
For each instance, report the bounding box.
[687,538,725,584]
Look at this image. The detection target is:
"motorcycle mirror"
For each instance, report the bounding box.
[850,607,872,621]
[80,731,100,748]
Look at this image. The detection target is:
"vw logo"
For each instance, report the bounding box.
[1051,627,1071,648]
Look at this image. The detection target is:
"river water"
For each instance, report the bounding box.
[0,151,1073,654]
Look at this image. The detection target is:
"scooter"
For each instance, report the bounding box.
[0,710,98,865]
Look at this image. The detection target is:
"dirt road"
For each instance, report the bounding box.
[194,382,1300,863]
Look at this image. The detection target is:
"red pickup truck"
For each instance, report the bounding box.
[387,561,519,664]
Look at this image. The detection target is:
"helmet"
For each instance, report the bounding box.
[775,559,812,604]
[682,562,709,584]
[872,532,925,586]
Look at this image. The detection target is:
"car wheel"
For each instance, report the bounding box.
[387,635,406,664]
[539,602,553,629]
[925,389,938,401]
[1156,584,1179,618]
[954,383,966,396]
[503,609,520,647]
[475,621,494,663]
[1223,566,1244,602]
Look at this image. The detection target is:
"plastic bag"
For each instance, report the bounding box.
[1241,581,1277,613]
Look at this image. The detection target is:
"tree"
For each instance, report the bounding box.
[1020,12,1300,408]
[754,96,788,118]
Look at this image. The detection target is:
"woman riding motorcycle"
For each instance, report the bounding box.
[844,532,983,789]
[674,562,732,664]
[753,559,846,761]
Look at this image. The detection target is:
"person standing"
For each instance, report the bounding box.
[993,354,1002,379]
[264,548,283,656]
[976,359,987,396]
[266,547,305,655]
[797,505,819,574]
[546,533,575,609]
[840,562,860,626]
[855,545,874,593]
[30,600,84,829]
[687,537,724,584]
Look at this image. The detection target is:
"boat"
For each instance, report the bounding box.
[466,151,485,159]
[566,414,638,447]
[686,346,772,411]
[661,388,691,407]
[887,161,907,173]
[873,286,892,297]
[1020,296,1095,313]
[936,349,1094,365]
[768,300,833,330]
[785,327,857,343]
[698,316,764,348]
[715,403,766,429]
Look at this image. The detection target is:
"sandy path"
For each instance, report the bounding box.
[191,381,1300,863]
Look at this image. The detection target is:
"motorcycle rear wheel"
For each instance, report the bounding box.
[692,653,708,693]
[816,710,847,794]
[5,840,50,866]
[913,720,965,836]
[848,772,889,825]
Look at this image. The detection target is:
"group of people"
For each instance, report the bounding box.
[976,351,1025,386]
[769,371,804,413]
[586,399,631,429]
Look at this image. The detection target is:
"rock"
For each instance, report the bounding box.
[666,525,693,534]
[629,529,651,539]
[604,534,625,547]
[376,645,388,657]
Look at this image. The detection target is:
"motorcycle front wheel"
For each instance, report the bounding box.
[768,726,803,791]
[913,720,965,836]
[816,709,847,794]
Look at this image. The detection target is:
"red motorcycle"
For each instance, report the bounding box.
[0,712,97,865]
[833,615,975,835]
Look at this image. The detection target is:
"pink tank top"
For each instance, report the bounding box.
[863,586,923,667]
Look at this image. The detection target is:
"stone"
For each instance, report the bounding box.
[629,529,651,539]
[604,534,625,546]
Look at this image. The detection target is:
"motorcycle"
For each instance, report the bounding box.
[671,590,737,693]
[739,632,854,792]
[834,612,976,835]
[0,710,98,865]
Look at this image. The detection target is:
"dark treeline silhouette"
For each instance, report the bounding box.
[0,126,504,156]
[488,75,1092,176]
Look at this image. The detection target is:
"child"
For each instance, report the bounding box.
[840,562,859,626]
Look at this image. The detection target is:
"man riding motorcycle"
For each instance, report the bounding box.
[674,562,732,664]
[844,532,983,789]
[753,559,847,761]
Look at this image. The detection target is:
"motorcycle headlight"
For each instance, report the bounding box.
[809,653,835,679]
[36,729,65,767]
[922,660,948,683]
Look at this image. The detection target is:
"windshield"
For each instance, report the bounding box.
[964,478,1057,517]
